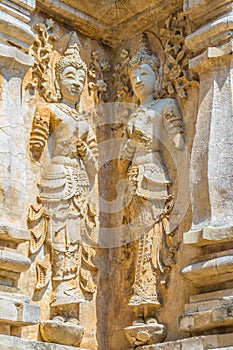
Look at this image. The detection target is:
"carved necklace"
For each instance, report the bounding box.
[55,103,81,122]
[138,99,159,112]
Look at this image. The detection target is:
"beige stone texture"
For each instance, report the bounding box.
[0,0,232,349]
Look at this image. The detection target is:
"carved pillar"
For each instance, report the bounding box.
[183,0,233,241]
[0,0,39,337]
[180,0,233,336]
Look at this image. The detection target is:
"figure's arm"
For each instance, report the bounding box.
[118,138,135,175]
[163,98,185,151]
[30,104,51,161]
[77,125,98,183]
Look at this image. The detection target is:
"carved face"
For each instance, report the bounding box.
[58,66,86,105]
[130,63,157,102]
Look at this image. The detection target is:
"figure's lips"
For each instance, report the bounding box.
[71,86,80,93]
[135,84,144,89]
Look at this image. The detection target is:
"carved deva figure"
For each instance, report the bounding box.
[122,33,184,347]
[28,32,97,345]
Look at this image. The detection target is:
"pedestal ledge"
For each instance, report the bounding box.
[137,333,233,349]
[181,254,233,286]
[0,250,31,273]
[0,334,87,350]
[180,303,233,333]
[0,224,31,245]
[40,319,84,347]
[0,43,34,70]
[183,225,233,247]
[0,292,40,326]
[125,322,166,347]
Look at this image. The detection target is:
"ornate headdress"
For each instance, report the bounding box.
[55,32,87,80]
[128,33,160,74]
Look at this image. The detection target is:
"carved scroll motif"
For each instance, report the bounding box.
[88,50,110,104]
[113,49,133,102]
[28,20,59,102]
[159,12,198,99]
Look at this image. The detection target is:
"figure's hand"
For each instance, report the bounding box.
[77,139,88,158]
[30,143,43,161]
[128,125,147,144]
[173,133,185,150]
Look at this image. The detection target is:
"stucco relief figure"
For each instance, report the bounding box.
[122,33,184,346]
[28,33,97,344]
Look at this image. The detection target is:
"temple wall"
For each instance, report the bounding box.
[0,1,232,349]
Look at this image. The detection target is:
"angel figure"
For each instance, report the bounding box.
[28,32,98,326]
[122,33,185,346]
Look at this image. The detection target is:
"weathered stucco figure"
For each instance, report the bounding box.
[122,34,184,347]
[28,33,97,346]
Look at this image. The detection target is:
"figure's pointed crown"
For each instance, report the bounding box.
[129,33,160,73]
[55,32,87,78]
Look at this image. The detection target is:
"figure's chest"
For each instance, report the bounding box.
[129,109,163,135]
[51,107,87,140]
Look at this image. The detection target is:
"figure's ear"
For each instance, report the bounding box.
[54,78,61,101]
[154,77,159,92]
[154,73,163,95]
[153,74,161,99]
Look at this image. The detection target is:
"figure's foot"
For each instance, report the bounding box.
[145,317,158,324]
[133,317,144,326]
[52,315,66,323]
[67,317,79,325]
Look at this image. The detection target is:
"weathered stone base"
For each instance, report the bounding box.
[40,319,84,347]
[183,226,233,246]
[0,334,88,350]
[137,333,233,349]
[0,292,40,326]
[125,321,167,347]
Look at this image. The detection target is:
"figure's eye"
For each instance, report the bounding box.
[78,76,85,83]
[65,73,76,79]
[141,72,147,76]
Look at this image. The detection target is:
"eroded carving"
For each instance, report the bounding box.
[28,31,98,346]
[120,33,185,347]
[159,12,197,99]
[113,12,197,104]
[28,20,59,102]
[88,50,110,104]
[113,49,133,102]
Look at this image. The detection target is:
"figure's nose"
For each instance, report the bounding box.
[73,80,81,87]
[135,76,142,85]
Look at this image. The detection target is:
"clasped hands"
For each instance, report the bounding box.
[76,139,88,158]
[127,124,150,147]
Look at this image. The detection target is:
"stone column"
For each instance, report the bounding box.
[0,0,39,337]
[180,0,233,337]
[184,0,233,243]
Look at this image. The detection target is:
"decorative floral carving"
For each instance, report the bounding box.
[113,49,133,102]
[88,50,110,104]
[113,12,198,103]
[159,12,197,99]
[28,19,59,102]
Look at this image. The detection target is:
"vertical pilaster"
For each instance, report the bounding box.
[0,0,40,337]
[180,0,233,337]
